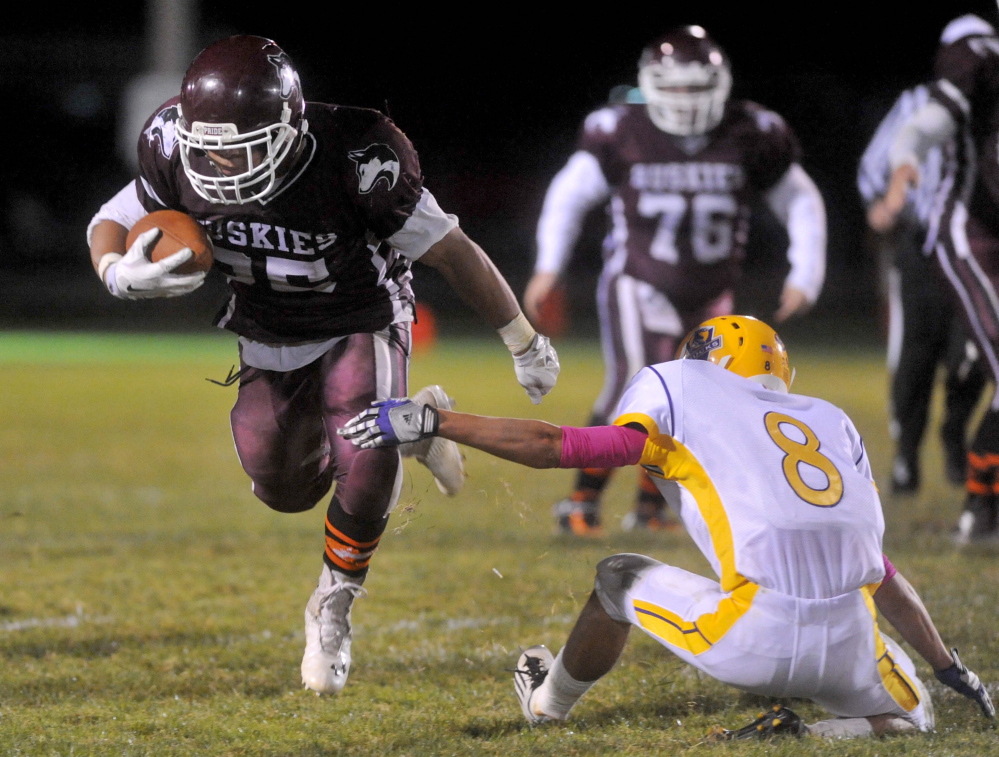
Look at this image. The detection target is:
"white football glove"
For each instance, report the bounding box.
[102,227,206,300]
[513,333,560,404]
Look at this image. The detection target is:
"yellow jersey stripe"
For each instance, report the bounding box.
[613,410,753,636]
[640,433,745,592]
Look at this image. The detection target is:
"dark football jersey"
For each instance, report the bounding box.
[136,98,424,343]
[578,100,800,310]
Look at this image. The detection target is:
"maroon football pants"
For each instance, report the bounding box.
[229,325,410,520]
[933,208,999,497]
[590,271,733,424]
[569,272,732,514]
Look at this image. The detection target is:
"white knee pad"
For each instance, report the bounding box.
[594,553,662,623]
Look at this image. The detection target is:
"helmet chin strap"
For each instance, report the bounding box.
[275,124,310,181]
[749,374,790,394]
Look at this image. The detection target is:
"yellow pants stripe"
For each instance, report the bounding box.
[862,586,920,712]
[633,582,759,656]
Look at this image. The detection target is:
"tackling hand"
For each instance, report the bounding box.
[104,227,206,300]
[935,647,995,719]
[338,398,439,449]
[514,333,560,404]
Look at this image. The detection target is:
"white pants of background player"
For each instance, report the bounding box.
[604,561,933,730]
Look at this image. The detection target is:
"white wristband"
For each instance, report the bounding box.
[97,253,123,284]
[498,312,537,355]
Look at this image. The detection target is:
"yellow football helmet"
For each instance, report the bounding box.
[677,315,794,393]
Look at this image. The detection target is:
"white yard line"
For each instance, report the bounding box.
[1,612,113,632]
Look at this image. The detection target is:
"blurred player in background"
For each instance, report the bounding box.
[85,35,560,694]
[340,315,994,739]
[882,14,999,543]
[523,25,826,535]
[859,82,985,494]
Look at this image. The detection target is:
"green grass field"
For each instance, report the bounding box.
[1,331,997,756]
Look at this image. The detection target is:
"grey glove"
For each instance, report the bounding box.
[337,399,439,449]
[935,647,995,719]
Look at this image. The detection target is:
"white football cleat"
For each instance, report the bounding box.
[301,565,367,694]
[401,385,465,495]
[513,645,555,724]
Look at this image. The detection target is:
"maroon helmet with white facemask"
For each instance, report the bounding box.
[176,35,309,204]
[638,25,732,136]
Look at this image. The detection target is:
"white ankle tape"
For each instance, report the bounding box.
[536,649,594,719]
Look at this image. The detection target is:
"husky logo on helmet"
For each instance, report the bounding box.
[145,104,181,159]
[175,35,308,205]
[267,52,297,100]
[348,143,401,194]
[684,326,723,361]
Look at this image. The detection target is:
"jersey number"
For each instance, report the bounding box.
[637,192,737,264]
[764,412,843,507]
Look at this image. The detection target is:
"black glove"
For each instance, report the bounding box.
[935,647,995,719]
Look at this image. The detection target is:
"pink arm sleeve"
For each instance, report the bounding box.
[559,425,648,469]
[882,554,897,584]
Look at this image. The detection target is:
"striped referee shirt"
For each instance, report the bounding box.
[857,84,945,230]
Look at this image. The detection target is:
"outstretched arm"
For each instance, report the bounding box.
[437,410,564,468]
[339,404,648,470]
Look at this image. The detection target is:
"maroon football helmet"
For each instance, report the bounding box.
[638,25,732,136]
[176,35,309,204]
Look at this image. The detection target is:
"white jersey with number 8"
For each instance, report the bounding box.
[613,359,885,599]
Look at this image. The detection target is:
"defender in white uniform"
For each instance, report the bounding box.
[609,354,919,725]
[339,315,994,739]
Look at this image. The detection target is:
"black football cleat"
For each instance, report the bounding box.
[711,705,807,740]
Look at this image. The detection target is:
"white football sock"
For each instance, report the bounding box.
[807,718,875,739]
[533,649,596,720]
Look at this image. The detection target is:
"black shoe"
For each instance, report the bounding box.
[955,495,999,545]
[711,705,806,740]
[890,455,919,495]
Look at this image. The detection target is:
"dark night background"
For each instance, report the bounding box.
[3,1,998,342]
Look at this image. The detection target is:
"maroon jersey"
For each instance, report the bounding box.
[579,100,799,310]
[136,98,424,343]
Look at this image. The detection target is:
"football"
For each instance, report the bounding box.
[125,210,214,274]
